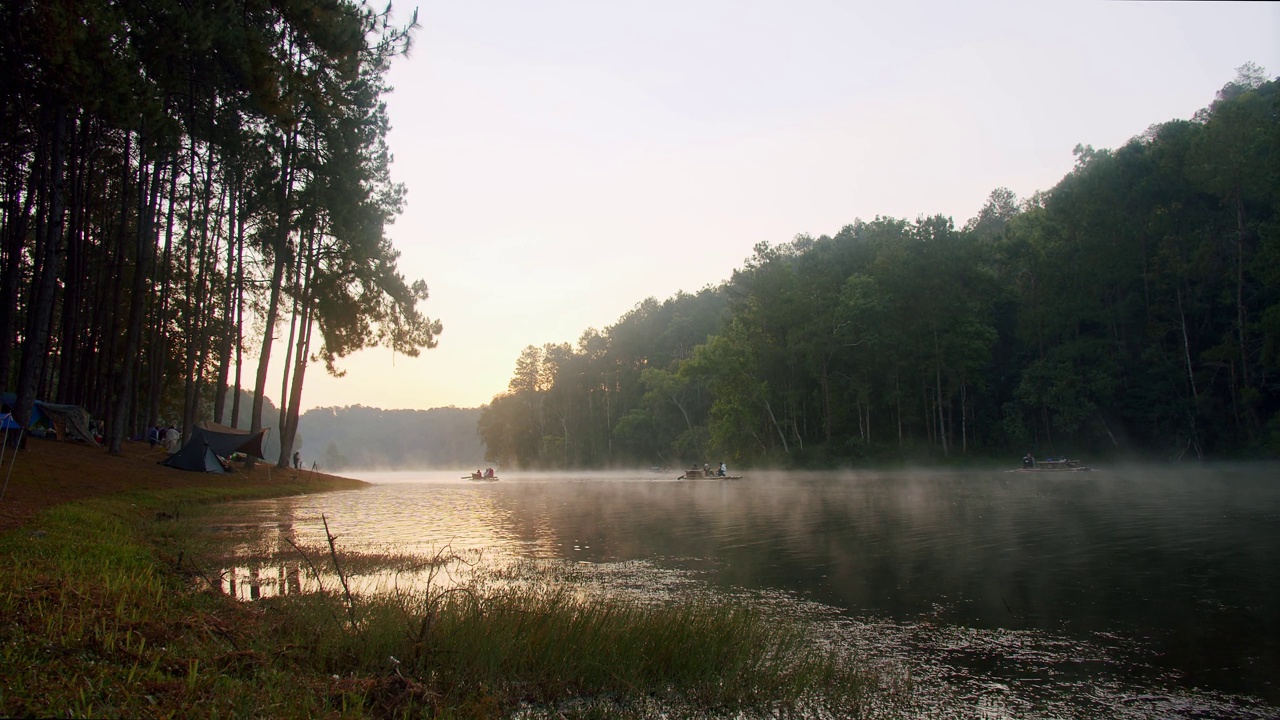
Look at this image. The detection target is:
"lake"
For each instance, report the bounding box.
[207,464,1280,719]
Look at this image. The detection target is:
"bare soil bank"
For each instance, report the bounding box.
[0,437,363,534]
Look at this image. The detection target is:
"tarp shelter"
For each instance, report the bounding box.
[0,393,99,445]
[32,401,99,444]
[161,422,269,473]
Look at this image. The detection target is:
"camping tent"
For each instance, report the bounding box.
[161,422,270,473]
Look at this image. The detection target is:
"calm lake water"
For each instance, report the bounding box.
[208,464,1280,719]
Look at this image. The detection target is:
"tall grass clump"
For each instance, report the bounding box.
[412,583,874,711]
[245,542,896,718]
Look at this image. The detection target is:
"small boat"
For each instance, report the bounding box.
[677,469,743,480]
[1013,459,1091,472]
[464,472,499,481]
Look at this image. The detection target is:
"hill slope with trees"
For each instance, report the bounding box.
[296,405,484,471]
[479,66,1280,469]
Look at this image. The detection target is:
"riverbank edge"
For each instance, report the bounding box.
[0,444,894,718]
[0,454,379,718]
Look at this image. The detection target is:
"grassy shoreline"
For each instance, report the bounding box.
[0,441,900,718]
[0,441,370,717]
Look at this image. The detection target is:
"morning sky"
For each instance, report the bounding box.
[287,0,1280,413]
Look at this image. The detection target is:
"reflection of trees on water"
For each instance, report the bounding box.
[218,472,1280,641]
[465,469,1280,701]
[220,502,310,600]
[224,562,306,600]
[470,471,1277,634]
[210,469,1280,709]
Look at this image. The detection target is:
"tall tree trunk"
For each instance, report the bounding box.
[281,309,314,468]
[98,132,135,437]
[231,226,245,428]
[895,371,903,447]
[250,36,303,467]
[1177,286,1199,403]
[181,147,216,441]
[146,164,179,429]
[15,100,67,427]
[109,147,163,454]
[55,117,89,405]
[213,173,239,424]
[671,394,692,431]
[276,245,304,465]
[934,331,948,457]
[762,397,789,455]
[249,203,292,468]
[0,159,37,392]
[820,365,832,443]
[279,241,316,469]
[1233,192,1256,440]
[1175,285,1203,454]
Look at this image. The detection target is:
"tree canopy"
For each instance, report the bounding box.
[479,67,1280,468]
[0,0,438,465]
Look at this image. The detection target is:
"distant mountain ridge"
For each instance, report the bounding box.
[296,405,484,471]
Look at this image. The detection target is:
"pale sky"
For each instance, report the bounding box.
[283,0,1280,413]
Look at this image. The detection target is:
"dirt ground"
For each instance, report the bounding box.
[0,435,353,534]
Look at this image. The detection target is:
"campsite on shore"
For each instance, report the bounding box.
[0,434,361,535]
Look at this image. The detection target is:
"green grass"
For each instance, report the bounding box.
[0,482,906,718]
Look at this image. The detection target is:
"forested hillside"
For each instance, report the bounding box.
[297,405,484,470]
[479,67,1280,468]
[1,1,439,468]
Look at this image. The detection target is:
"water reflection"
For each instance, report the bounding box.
[224,562,304,600]
[202,465,1280,718]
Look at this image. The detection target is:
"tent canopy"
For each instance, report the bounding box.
[161,423,269,473]
[194,422,268,460]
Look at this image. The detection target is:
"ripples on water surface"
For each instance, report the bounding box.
[205,464,1280,719]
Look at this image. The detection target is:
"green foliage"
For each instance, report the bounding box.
[1,0,435,462]
[479,70,1280,466]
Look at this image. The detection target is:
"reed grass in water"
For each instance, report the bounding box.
[0,486,904,718]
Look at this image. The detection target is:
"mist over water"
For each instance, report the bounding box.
[210,464,1280,718]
